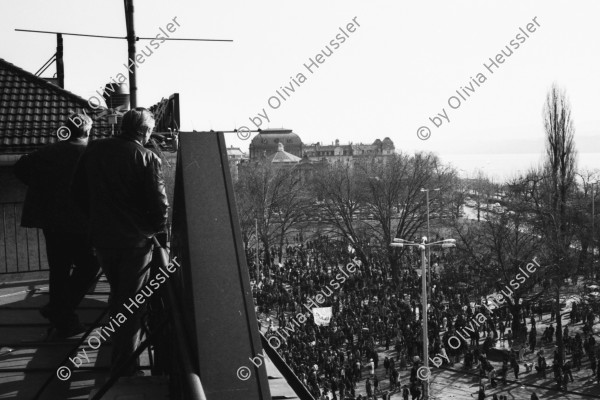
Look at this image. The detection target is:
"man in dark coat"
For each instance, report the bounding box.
[535,353,547,378]
[14,112,99,337]
[510,352,520,380]
[529,327,537,352]
[72,107,169,376]
[365,377,372,398]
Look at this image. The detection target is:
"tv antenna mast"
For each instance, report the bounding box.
[16,0,232,107]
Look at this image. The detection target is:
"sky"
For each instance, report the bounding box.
[1,1,599,182]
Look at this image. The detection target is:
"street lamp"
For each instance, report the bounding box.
[390,237,455,399]
[255,218,259,281]
[421,188,440,300]
[592,182,599,279]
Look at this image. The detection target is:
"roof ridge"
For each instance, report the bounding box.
[268,148,301,163]
[0,57,106,110]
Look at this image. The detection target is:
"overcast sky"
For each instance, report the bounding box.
[1,1,599,181]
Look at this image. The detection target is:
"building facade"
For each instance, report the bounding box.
[227,145,248,181]
[248,129,302,160]
[303,137,395,165]
[248,128,395,165]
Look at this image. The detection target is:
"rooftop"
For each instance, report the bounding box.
[268,142,301,164]
[0,58,180,156]
[0,58,112,154]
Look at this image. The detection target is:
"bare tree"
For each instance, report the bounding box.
[271,171,312,263]
[469,170,496,222]
[447,174,468,219]
[517,83,578,362]
[357,152,454,278]
[236,160,306,267]
[452,181,542,336]
[312,160,372,265]
[235,169,258,254]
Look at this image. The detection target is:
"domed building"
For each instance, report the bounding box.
[249,129,302,160]
[268,142,302,164]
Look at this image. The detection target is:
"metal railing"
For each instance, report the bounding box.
[0,202,48,274]
[29,241,207,400]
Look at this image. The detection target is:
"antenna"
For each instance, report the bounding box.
[14,28,233,42]
[16,0,232,106]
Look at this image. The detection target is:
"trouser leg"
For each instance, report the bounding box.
[43,230,74,327]
[96,243,152,376]
[67,234,100,310]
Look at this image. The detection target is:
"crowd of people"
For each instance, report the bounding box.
[250,234,600,399]
[252,236,430,398]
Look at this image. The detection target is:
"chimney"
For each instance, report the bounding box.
[56,34,64,88]
[103,82,130,110]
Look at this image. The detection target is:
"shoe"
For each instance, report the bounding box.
[46,321,86,340]
[45,326,74,341]
[61,322,87,338]
[39,304,54,320]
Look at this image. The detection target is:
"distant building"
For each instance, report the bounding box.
[249,129,302,160]
[303,137,395,165]
[267,142,302,165]
[243,129,396,185]
[248,128,395,166]
[240,142,301,171]
[227,145,247,161]
[227,145,248,181]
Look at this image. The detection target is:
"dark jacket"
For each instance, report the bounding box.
[14,139,88,233]
[72,136,168,248]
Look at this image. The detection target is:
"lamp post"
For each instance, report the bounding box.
[255,218,259,281]
[391,237,456,400]
[592,182,599,279]
[421,188,440,299]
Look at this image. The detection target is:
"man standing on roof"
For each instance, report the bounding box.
[72,107,169,377]
[14,112,99,338]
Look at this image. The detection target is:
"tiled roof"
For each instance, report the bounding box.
[0,58,112,154]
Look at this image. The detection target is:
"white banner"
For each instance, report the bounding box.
[312,307,332,326]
